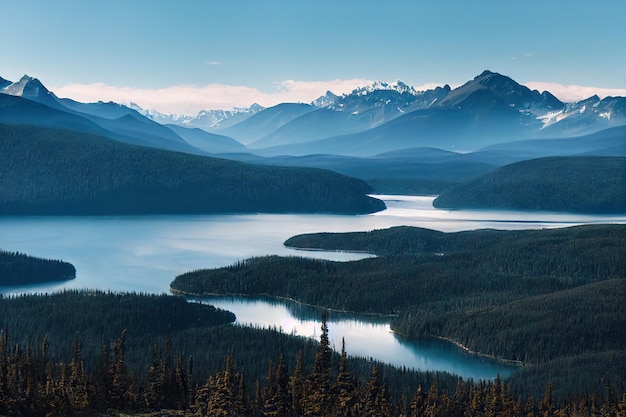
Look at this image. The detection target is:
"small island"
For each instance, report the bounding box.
[0,250,76,286]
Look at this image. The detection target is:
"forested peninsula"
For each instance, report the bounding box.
[0,250,75,286]
[171,224,626,399]
[433,156,626,213]
[0,123,384,215]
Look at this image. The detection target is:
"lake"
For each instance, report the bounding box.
[1,195,623,379]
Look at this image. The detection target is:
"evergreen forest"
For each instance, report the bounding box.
[433,156,626,213]
[172,224,626,401]
[0,291,624,417]
[0,250,75,285]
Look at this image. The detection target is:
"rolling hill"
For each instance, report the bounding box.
[0,123,385,215]
[433,156,626,213]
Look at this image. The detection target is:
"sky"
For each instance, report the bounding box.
[1,0,625,114]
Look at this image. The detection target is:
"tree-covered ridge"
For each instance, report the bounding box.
[284,223,626,257]
[176,226,625,314]
[171,224,626,398]
[0,250,75,286]
[0,307,623,417]
[0,123,385,215]
[433,156,626,213]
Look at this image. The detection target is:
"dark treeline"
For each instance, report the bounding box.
[1,308,624,417]
[172,225,626,399]
[0,250,75,285]
[433,156,626,213]
[0,123,384,215]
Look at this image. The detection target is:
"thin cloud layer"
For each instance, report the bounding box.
[52,79,374,115]
[525,82,626,103]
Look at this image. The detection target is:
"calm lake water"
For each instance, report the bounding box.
[1,196,623,379]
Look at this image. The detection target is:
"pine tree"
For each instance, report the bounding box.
[289,350,305,417]
[305,313,333,416]
[110,329,131,408]
[365,366,390,417]
[538,381,555,417]
[410,383,427,417]
[0,328,8,415]
[144,344,164,409]
[68,335,89,413]
[333,339,356,416]
[175,354,189,409]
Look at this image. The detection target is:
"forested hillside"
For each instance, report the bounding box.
[1,292,623,416]
[0,250,75,285]
[0,123,384,215]
[0,291,464,416]
[433,156,626,213]
[172,224,626,399]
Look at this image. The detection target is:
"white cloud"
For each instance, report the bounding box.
[525,81,626,102]
[52,78,375,115]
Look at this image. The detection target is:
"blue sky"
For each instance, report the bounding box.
[2,0,625,113]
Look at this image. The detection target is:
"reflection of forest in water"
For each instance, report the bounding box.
[192,295,517,380]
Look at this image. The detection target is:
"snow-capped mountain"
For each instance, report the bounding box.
[245,80,452,149]
[0,75,211,154]
[134,103,265,131]
[253,71,625,156]
[311,90,339,108]
[538,95,626,137]
[1,75,65,110]
[350,80,421,96]
[3,71,623,158]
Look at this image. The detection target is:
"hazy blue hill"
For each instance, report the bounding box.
[260,99,540,156]
[219,148,496,195]
[58,97,139,119]
[433,156,626,213]
[0,123,385,215]
[88,112,204,153]
[166,124,247,153]
[1,75,206,155]
[0,93,114,136]
[250,85,452,151]
[249,108,366,149]
[221,102,316,144]
[0,76,11,89]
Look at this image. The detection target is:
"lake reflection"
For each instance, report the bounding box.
[195,295,517,380]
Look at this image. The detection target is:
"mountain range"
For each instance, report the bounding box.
[1,71,624,194]
[0,75,244,155]
[130,70,625,157]
[2,71,625,159]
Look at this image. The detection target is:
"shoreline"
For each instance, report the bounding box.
[171,287,523,369]
[170,287,396,318]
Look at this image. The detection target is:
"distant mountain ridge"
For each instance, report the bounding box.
[135,70,624,156]
[2,71,624,158]
[0,75,245,155]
